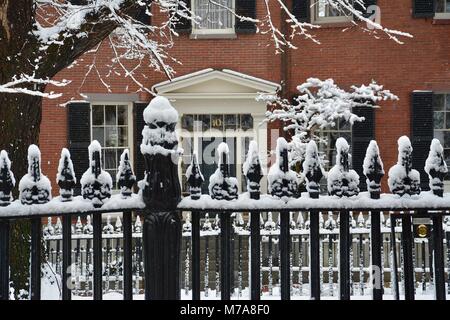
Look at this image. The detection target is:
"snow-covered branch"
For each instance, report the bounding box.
[0,74,70,98]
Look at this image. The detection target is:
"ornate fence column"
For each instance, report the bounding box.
[140,97,182,300]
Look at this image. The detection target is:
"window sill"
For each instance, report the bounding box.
[313,20,354,28]
[433,14,450,24]
[190,32,237,40]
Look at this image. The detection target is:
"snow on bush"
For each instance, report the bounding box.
[363,140,385,198]
[80,140,112,208]
[19,144,52,205]
[327,138,359,197]
[56,148,76,201]
[424,138,448,196]
[388,136,420,196]
[0,150,15,206]
[268,138,300,199]
[209,142,238,200]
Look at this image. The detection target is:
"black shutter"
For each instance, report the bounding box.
[67,102,91,196]
[354,0,378,18]
[411,91,434,191]
[352,106,375,191]
[134,102,148,183]
[413,0,435,18]
[235,0,257,33]
[174,0,192,33]
[293,0,310,22]
[136,3,152,26]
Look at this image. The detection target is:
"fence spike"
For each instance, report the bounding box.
[243,140,263,200]
[303,141,324,199]
[186,152,204,200]
[57,148,76,202]
[83,215,93,234]
[75,216,83,234]
[115,215,122,233]
[0,150,15,206]
[363,141,384,199]
[117,149,136,199]
[424,139,448,197]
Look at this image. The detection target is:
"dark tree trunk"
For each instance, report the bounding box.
[0,93,42,298]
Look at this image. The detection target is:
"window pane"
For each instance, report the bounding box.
[117,105,128,125]
[92,127,105,145]
[241,114,253,131]
[435,130,444,145]
[446,94,450,110]
[445,131,450,148]
[446,112,450,129]
[92,105,104,125]
[116,148,125,167]
[434,112,445,129]
[436,0,445,12]
[105,105,117,125]
[195,0,232,30]
[118,127,128,147]
[198,114,210,131]
[105,127,118,147]
[433,94,445,111]
[225,114,237,130]
[104,149,117,170]
[182,114,194,131]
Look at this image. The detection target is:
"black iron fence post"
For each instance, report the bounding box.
[250,211,261,300]
[123,210,133,300]
[280,211,290,300]
[0,220,9,300]
[192,211,201,300]
[339,211,350,300]
[310,210,320,300]
[371,211,383,300]
[30,217,41,300]
[432,214,446,300]
[93,213,102,300]
[401,214,415,300]
[220,212,232,300]
[390,215,400,300]
[62,215,72,300]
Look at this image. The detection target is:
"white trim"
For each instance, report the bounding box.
[152,69,280,96]
[434,12,450,19]
[191,0,236,35]
[310,0,353,24]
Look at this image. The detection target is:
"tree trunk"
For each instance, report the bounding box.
[0,93,42,299]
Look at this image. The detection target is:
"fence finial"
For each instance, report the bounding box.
[425,139,448,197]
[243,140,263,200]
[303,141,324,199]
[186,152,204,200]
[0,150,15,206]
[19,145,51,205]
[209,142,238,200]
[388,136,421,196]
[117,149,136,199]
[363,140,384,199]
[57,148,76,202]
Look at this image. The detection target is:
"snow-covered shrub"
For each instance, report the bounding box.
[243,140,264,200]
[302,140,325,199]
[0,150,15,206]
[186,152,204,200]
[388,136,421,196]
[80,140,112,208]
[327,138,360,197]
[208,142,238,200]
[363,140,385,199]
[19,145,52,205]
[424,138,448,197]
[56,148,76,202]
[116,149,136,199]
[268,138,300,199]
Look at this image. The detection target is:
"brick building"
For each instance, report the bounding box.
[40,0,450,195]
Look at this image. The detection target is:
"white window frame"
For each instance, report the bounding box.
[89,102,134,191]
[191,0,235,35]
[432,92,450,182]
[311,0,353,24]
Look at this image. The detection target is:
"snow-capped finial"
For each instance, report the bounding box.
[303,140,324,199]
[143,96,179,126]
[80,140,112,208]
[55,217,63,235]
[19,144,52,205]
[134,215,142,233]
[424,139,448,197]
[43,217,54,236]
[116,149,136,199]
[186,152,204,200]
[115,216,122,233]
[327,138,360,197]
[357,212,365,228]
[0,150,15,206]
[388,136,420,196]
[265,212,276,231]
[243,140,264,200]
[83,215,93,234]
[214,214,220,230]
[259,213,265,229]
[202,213,212,231]
[209,142,238,200]
[363,140,384,199]
[324,212,336,230]
[75,216,83,234]
[103,215,114,234]
[57,148,76,202]
[296,212,304,229]
[268,138,300,199]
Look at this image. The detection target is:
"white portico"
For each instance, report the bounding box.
[152,68,280,194]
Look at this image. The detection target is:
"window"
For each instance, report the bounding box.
[181,114,253,132]
[433,94,450,180]
[91,104,132,189]
[312,0,352,23]
[436,0,450,13]
[192,0,234,34]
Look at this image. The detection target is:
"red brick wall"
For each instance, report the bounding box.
[40,0,450,193]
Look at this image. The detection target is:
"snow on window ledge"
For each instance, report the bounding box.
[190,30,237,40]
[434,13,450,19]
